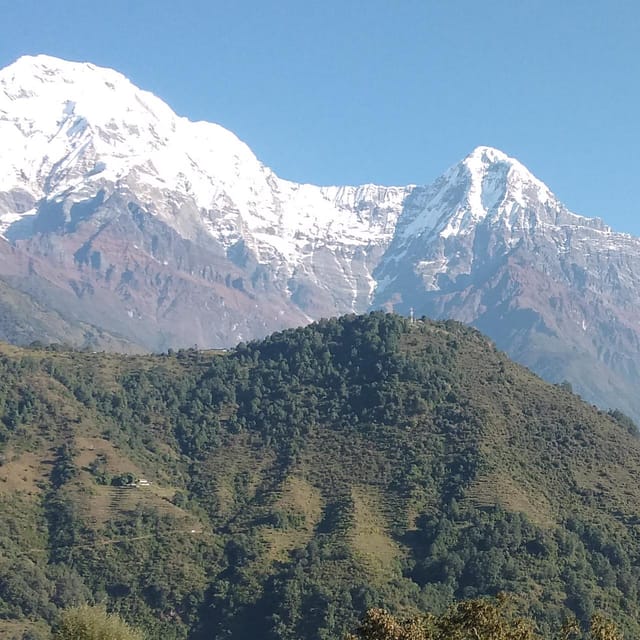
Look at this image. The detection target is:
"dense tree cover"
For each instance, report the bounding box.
[0,313,639,639]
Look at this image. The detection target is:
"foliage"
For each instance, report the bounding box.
[0,313,639,640]
[53,605,144,640]
[348,596,624,640]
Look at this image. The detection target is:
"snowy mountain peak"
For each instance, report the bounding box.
[0,55,414,313]
[375,141,617,301]
[0,54,261,208]
[0,54,176,137]
[461,145,553,210]
[381,143,617,302]
[3,54,130,86]
[464,145,510,164]
[398,146,554,242]
[392,145,564,246]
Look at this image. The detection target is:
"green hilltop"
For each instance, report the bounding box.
[1,312,640,639]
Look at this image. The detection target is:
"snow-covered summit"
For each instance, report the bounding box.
[0,55,411,266]
[0,55,618,319]
[462,145,552,208]
[0,55,422,314]
[0,54,268,219]
[392,145,607,247]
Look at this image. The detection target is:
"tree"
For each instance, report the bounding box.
[53,605,144,640]
[589,615,624,640]
[347,595,625,640]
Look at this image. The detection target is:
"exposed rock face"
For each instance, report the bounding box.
[2,55,640,418]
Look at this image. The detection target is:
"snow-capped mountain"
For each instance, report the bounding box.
[0,54,410,316]
[374,146,640,419]
[2,54,640,420]
[374,145,612,296]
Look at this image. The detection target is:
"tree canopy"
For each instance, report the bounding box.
[0,313,639,639]
[54,605,144,640]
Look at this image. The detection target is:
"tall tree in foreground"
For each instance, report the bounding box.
[53,605,144,640]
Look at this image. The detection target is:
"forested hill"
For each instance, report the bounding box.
[2,313,640,640]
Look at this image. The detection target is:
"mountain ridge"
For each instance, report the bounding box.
[2,55,640,420]
[0,54,412,275]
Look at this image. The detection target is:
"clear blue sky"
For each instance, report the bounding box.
[2,1,639,233]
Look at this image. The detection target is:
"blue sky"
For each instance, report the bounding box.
[2,1,639,233]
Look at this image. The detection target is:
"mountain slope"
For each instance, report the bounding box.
[2,314,640,639]
[2,56,640,419]
[374,147,640,419]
